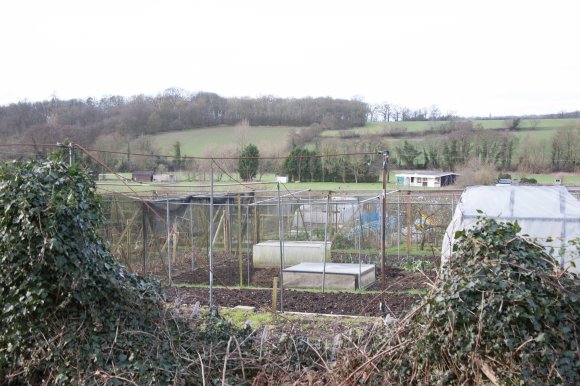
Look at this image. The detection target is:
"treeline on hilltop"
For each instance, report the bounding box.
[0,89,367,146]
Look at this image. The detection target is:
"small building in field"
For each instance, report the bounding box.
[132,171,154,182]
[153,174,175,183]
[395,171,459,188]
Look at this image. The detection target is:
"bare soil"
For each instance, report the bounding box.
[167,286,419,317]
[166,252,438,317]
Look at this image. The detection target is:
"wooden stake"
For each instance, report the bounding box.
[213,209,225,248]
[125,219,133,271]
[272,276,279,313]
[172,223,178,264]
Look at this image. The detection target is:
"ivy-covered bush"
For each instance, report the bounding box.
[0,159,254,384]
[371,218,579,385]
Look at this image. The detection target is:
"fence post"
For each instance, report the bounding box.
[276,182,285,312]
[322,192,330,293]
[190,204,195,271]
[142,202,147,273]
[272,277,279,313]
[166,196,172,287]
[406,191,411,257]
[238,194,243,287]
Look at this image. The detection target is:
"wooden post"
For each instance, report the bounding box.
[298,206,308,238]
[126,219,133,272]
[272,277,279,313]
[172,223,178,264]
[225,200,231,253]
[213,210,225,248]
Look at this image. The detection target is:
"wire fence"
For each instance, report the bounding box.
[100,189,460,287]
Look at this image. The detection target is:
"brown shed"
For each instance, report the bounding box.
[132,171,154,182]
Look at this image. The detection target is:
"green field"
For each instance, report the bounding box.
[137,125,298,156]
[510,173,580,184]
[320,118,580,137]
[129,119,578,189]
[96,171,580,195]
[140,119,580,158]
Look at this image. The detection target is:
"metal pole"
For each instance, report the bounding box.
[357,198,362,289]
[190,203,195,271]
[276,182,284,312]
[142,202,147,273]
[407,192,411,257]
[380,150,389,308]
[246,204,251,286]
[166,196,172,287]
[397,193,401,259]
[209,162,215,309]
[308,190,312,241]
[238,194,243,287]
[322,192,330,292]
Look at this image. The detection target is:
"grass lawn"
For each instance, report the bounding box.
[138,125,297,156]
[96,170,579,195]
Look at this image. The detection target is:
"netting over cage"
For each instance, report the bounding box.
[99,189,462,284]
[100,192,255,280]
[442,186,580,273]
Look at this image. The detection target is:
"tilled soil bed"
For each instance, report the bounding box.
[166,286,420,317]
[171,252,438,291]
[166,252,437,317]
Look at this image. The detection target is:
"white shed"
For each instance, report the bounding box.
[442,186,580,273]
[396,171,459,187]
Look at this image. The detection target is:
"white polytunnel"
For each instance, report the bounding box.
[442,185,580,273]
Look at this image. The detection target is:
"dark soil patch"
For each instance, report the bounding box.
[167,287,419,317]
[172,252,438,291]
[168,252,436,317]
[367,267,437,292]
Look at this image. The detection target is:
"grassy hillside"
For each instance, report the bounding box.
[137,125,298,156]
[316,118,579,169]
[141,119,580,157]
[320,118,580,137]
[135,118,578,180]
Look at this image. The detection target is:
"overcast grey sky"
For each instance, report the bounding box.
[1,0,579,117]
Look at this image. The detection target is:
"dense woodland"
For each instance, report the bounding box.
[0,90,366,145]
[0,89,578,178]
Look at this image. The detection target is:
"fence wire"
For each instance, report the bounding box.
[100,190,460,286]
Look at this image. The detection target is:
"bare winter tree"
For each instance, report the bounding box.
[378,102,392,122]
[367,104,379,122]
[392,105,401,121]
[429,105,441,120]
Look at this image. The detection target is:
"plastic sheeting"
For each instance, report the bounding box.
[442,186,580,273]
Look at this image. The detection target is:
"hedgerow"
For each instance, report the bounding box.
[341,217,579,385]
[0,159,255,384]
